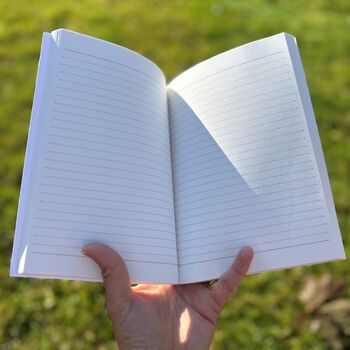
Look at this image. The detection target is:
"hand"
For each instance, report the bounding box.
[83,243,253,350]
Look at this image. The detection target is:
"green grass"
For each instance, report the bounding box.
[0,0,349,349]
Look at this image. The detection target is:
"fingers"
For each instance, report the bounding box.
[82,243,132,306]
[211,246,253,308]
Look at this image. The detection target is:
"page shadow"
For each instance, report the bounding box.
[167,88,264,253]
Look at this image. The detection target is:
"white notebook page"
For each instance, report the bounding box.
[168,33,345,283]
[11,30,178,283]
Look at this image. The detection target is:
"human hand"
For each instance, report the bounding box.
[83,243,253,350]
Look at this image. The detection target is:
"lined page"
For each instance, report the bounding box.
[11,30,178,283]
[168,33,345,283]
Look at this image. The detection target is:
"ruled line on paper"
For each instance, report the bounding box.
[171,91,296,121]
[44,158,172,186]
[178,215,326,243]
[46,150,170,177]
[171,100,299,135]
[175,161,314,197]
[181,69,292,102]
[178,184,319,218]
[175,166,317,204]
[55,92,164,120]
[61,55,162,89]
[63,48,162,85]
[174,131,307,168]
[35,217,175,234]
[34,225,176,242]
[180,231,329,259]
[57,78,161,110]
[41,175,170,197]
[60,61,163,94]
[170,67,291,115]
[58,62,162,92]
[40,183,173,205]
[178,50,285,91]
[55,90,164,118]
[58,75,160,102]
[46,147,169,173]
[51,102,167,147]
[34,233,175,250]
[56,87,161,119]
[174,149,310,183]
[177,199,322,229]
[179,223,328,250]
[54,99,149,119]
[177,54,288,92]
[178,240,331,266]
[175,170,316,205]
[47,142,170,168]
[177,190,320,221]
[172,110,305,152]
[180,57,290,98]
[39,199,172,218]
[32,242,177,258]
[174,85,295,114]
[172,113,301,149]
[49,126,165,153]
[49,133,166,155]
[43,166,170,189]
[176,183,318,211]
[175,163,313,193]
[174,143,308,175]
[173,124,304,158]
[178,207,324,236]
[175,175,317,203]
[51,116,167,145]
[172,109,300,142]
[39,192,173,213]
[53,107,168,136]
[32,251,178,266]
[37,208,174,227]
[175,166,314,197]
[172,135,306,168]
[177,68,291,107]
[180,152,310,179]
[59,70,163,101]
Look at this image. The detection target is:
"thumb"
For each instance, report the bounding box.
[211,246,253,309]
[82,243,132,317]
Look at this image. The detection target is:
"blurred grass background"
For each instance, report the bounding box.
[0,0,349,349]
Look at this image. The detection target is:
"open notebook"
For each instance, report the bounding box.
[10,29,345,284]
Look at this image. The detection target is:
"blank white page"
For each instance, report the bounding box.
[11,29,178,284]
[168,33,345,284]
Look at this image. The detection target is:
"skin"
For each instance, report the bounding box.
[83,243,253,350]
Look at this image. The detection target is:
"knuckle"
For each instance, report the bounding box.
[220,277,233,295]
[211,293,223,313]
[233,264,245,279]
[101,262,119,280]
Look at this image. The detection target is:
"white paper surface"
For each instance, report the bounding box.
[168,33,345,283]
[11,29,178,284]
[11,31,345,285]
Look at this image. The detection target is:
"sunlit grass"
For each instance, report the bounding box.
[0,1,349,349]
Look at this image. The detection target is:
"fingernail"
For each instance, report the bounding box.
[241,246,254,258]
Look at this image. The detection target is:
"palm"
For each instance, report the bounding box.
[83,244,253,350]
[117,283,219,349]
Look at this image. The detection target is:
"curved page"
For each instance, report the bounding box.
[168,33,345,283]
[11,29,177,284]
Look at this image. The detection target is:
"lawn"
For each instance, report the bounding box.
[0,0,349,349]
